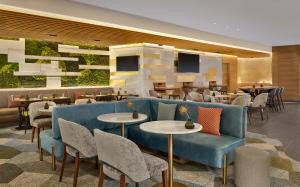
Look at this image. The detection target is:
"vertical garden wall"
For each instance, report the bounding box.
[0,38,110,88]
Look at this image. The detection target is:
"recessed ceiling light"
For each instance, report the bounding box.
[213,22,217,25]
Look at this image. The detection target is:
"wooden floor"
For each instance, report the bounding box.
[248,102,300,161]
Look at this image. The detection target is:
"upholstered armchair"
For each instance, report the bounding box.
[94,129,168,187]
[248,93,269,123]
[58,118,98,187]
[74,98,96,105]
[28,101,56,149]
[187,91,204,102]
[231,95,251,107]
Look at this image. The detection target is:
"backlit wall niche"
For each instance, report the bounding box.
[109,43,222,97]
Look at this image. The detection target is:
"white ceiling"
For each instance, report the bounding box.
[71,0,300,46]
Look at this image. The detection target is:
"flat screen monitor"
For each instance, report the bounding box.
[116,56,139,71]
[177,53,200,73]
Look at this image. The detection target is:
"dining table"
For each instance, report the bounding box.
[239,86,277,94]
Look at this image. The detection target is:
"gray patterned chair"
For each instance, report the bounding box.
[58,118,98,187]
[28,101,56,149]
[75,98,96,104]
[93,129,168,187]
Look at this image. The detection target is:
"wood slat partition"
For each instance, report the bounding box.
[0,9,270,58]
[272,45,300,101]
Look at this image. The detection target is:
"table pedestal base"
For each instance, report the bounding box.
[154,182,187,187]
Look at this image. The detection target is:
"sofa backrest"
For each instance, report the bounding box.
[150,99,247,139]
[52,99,151,139]
[52,98,246,139]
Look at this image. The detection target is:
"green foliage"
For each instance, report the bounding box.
[0,64,20,88]
[0,39,110,88]
[76,69,109,86]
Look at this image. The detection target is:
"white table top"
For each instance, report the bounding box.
[140,120,202,135]
[97,113,148,124]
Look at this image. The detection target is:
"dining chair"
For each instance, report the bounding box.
[58,118,98,187]
[268,88,279,111]
[231,94,251,107]
[93,129,168,187]
[149,90,162,98]
[278,87,285,110]
[248,93,269,124]
[187,91,204,102]
[29,101,56,149]
[74,98,96,105]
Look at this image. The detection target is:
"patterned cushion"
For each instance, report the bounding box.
[157,102,177,120]
[197,107,223,136]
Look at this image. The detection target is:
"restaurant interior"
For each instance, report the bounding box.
[0,1,299,187]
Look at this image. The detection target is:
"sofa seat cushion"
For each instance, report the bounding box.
[40,129,64,160]
[128,125,244,168]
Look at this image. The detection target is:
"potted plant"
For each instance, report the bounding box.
[127,101,138,119]
[179,105,195,129]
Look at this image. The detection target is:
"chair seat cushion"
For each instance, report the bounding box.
[143,153,168,176]
[32,118,52,128]
[103,152,167,182]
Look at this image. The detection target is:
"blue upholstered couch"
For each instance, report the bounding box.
[40,98,247,169]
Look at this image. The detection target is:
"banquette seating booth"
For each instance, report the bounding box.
[40,98,247,182]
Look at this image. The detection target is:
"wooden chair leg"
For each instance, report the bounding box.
[120,174,126,187]
[98,162,105,187]
[95,157,99,169]
[37,127,40,149]
[39,148,43,161]
[52,144,56,171]
[31,127,35,143]
[59,145,67,182]
[162,170,167,187]
[73,152,80,187]
[259,108,264,120]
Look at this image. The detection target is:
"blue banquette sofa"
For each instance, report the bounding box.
[40,98,247,182]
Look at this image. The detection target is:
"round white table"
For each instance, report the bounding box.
[97,113,148,137]
[140,120,202,187]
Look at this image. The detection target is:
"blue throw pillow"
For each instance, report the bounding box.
[157,102,177,120]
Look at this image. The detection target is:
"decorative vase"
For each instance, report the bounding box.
[44,102,49,109]
[86,98,92,104]
[185,118,195,129]
[132,110,139,119]
[260,84,264,87]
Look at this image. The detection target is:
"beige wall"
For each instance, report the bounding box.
[237,57,272,86]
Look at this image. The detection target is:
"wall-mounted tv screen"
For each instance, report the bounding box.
[116,55,139,71]
[177,53,200,73]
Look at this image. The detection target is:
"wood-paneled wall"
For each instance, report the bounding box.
[222,56,238,92]
[272,45,300,101]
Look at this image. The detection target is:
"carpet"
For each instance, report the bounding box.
[0,128,299,187]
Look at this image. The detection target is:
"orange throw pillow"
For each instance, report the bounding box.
[197,107,223,136]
